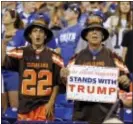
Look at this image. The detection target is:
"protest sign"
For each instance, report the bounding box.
[66,65,119,103]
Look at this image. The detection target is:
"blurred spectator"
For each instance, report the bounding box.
[80,2,90,13]
[104,1,132,56]
[35,2,50,15]
[109,2,118,14]
[15,2,24,14]
[2,2,17,13]
[35,2,46,11]
[50,7,63,36]
[46,2,63,17]
[48,7,64,53]
[89,1,103,12]
[78,2,90,26]
[28,12,50,26]
[79,2,106,26]
[122,29,133,81]
[55,4,83,66]
[2,9,25,114]
[2,2,17,34]
[19,2,36,26]
[50,5,65,27]
[101,2,118,18]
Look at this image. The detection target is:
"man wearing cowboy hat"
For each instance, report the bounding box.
[60,16,131,124]
[2,18,64,121]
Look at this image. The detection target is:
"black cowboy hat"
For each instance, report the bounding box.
[81,16,109,42]
[24,18,53,44]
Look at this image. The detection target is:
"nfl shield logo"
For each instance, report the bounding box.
[36,55,40,60]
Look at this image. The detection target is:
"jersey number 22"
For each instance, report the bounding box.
[21,69,52,96]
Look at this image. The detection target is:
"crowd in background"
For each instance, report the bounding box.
[1,1,133,120]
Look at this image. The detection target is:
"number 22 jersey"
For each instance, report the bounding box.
[3,45,64,114]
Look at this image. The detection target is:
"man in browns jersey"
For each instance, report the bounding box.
[60,16,131,124]
[2,18,64,121]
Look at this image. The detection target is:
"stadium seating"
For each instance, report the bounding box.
[2,97,133,124]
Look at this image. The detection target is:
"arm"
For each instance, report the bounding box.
[112,53,130,91]
[45,85,59,118]
[45,56,64,117]
[48,63,60,104]
[48,85,59,106]
[60,54,78,85]
[2,41,7,66]
[101,2,112,14]
[2,43,22,72]
[2,36,12,66]
[121,31,129,62]
[122,47,127,62]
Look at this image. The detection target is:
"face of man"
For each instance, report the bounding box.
[86,28,103,45]
[29,27,46,47]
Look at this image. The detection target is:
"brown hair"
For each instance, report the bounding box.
[5,9,24,29]
[115,2,132,30]
[50,7,63,27]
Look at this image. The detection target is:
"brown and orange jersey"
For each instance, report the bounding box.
[68,46,130,91]
[70,46,131,123]
[3,45,64,114]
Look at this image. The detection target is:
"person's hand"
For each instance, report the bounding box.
[55,48,61,54]
[60,67,69,78]
[60,67,69,85]
[118,75,130,86]
[45,102,54,118]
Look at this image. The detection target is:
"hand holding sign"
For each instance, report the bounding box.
[60,67,69,85]
[60,67,69,78]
